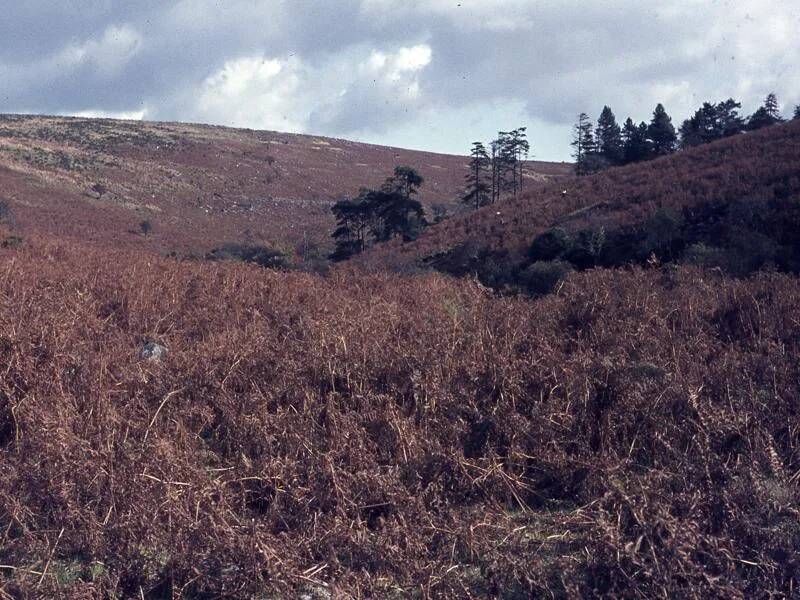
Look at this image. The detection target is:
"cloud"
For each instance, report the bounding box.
[192,55,306,132]
[56,24,143,76]
[309,44,433,132]
[0,1,798,160]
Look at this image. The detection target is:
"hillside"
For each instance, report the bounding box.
[0,115,570,257]
[1,117,799,597]
[361,119,800,272]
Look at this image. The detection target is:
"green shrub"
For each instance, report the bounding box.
[684,243,727,268]
[639,208,686,260]
[206,243,291,269]
[522,260,573,295]
[565,228,606,269]
[529,227,571,262]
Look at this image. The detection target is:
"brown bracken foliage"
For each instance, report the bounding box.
[0,232,798,598]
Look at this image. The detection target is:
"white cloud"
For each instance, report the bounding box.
[192,55,308,132]
[180,44,434,136]
[56,24,142,75]
[69,108,148,120]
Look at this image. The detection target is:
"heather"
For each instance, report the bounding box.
[1,235,798,597]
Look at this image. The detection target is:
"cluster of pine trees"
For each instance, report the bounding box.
[573,93,798,175]
[462,128,530,209]
[329,166,427,261]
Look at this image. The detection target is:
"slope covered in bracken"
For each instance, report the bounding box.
[362,119,800,270]
[0,232,798,597]
[0,115,569,257]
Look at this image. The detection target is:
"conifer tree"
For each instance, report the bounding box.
[621,118,652,164]
[571,113,596,175]
[794,104,800,120]
[595,106,623,165]
[507,127,530,198]
[748,93,784,130]
[376,166,427,241]
[717,98,745,137]
[463,142,491,210]
[647,104,677,156]
[680,99,744,148]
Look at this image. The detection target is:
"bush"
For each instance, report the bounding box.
[521,259,573,295]
[206,243,292,269]
[565,228,606,269]
[639,208,686,260]
[684,243,727,268]
[529,227,571,262]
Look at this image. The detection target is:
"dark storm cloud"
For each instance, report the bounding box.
[1,0,797,159]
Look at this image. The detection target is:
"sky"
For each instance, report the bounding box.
[1,0,798,161]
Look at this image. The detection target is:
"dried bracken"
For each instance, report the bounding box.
[0,234,797,597]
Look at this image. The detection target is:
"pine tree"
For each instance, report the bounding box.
[492,131,516,200]
[748,93,785,130]
[506,127,530,198]
[764,93,781,120]
[595,106,623,165]
[794,105,800,120]
[679,102,718,148]
[716,98,745,137]
[621,118,652,164]
[463,142,491,210]
[571,113,596,175]
[647,104,677,156]
[329,192,376,261]
[680,98,744,149]
[330,166,427,259]
[375,166,427,241]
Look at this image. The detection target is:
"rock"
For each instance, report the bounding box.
[140,341,168,361]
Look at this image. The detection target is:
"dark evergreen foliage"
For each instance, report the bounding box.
[679,99,745,148]
[330,167,427,261]
[621,118,652,164]
[463,142,491,209]
[595,106,623,165]
[647,103,677,156]
[748,93,784,130]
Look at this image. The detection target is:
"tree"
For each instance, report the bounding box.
[595,106,623,165]
[748,93,784,130]
[647,104,677,156]
[463,142,491,209]
[794,104,800,120]
[505,127,530,198]
[571,113,597,175]
[493,131,516,199]
[621,119,652,164]
[373,166,427,242]
[680,98,745,149]
[329,191,376,261]
[716,98,745,137]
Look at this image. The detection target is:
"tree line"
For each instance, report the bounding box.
[462,128,530,209]
[573,93,799,175]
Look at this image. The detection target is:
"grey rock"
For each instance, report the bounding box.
[140,341,168,361]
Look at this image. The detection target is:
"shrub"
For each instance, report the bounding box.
[529,227,571,262]
[521,259,573,295]
[639,208,686,260]
[684,243,727,268]
[565,228,606,269]
[206,243,292,269]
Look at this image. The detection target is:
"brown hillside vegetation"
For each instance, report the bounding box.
[0,115,569,257]
[361,119,800,271]
[0,233,798,597]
